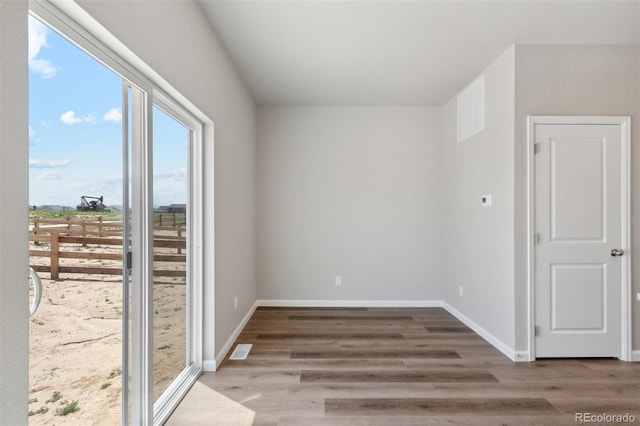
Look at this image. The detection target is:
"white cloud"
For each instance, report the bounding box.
[155,168,187,181]
[101,175,123,185]
[37,171,64,180]
[60,110,95,125]
[28,16,58,78]
[29,158,72,168]
[29,126,35,141]
[103,108,123,123]
[71,175,122,191]
[154,189,186,207]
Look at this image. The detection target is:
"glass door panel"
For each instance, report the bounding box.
[151,106,190,401]
[28,15,124,424]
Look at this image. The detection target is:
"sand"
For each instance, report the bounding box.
[28,263,186,424]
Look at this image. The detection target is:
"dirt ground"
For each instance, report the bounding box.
[28,270,186,425]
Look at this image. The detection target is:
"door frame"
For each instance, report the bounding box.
[526,116,631,361]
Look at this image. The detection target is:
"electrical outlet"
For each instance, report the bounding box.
[335,276,342,286]
[458,286,464,297]
[636,293,640,302]
[234,297,238,311]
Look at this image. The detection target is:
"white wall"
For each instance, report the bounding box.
[513,45,640,352]
[441,47,516,350]
[0,1,29,424]
[75,0,257,364]
[257,106,442,302]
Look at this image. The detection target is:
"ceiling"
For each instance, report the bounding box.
[197,1,640,106]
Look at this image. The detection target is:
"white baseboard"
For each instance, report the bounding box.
[256,299,444,308]
[514,351,533,362]
[205,301,259,372]
[202,359,216,372]
[631,350,640,362]
[442,302,517,361]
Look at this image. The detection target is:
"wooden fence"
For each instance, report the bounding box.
[31,213,186,235]
[29,216,186,280]
[31,215,121,236]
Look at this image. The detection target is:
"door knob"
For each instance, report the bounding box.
[610,249,624,257]
[29,267,43,317]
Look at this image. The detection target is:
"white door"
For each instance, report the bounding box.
[533,118,628,358]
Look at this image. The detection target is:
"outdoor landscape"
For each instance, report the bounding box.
[28,211,187,425]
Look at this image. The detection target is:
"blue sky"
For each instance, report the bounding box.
[29,16,187,208]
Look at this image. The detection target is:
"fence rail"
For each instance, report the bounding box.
[29,216,186,280]
[31,213,186,234]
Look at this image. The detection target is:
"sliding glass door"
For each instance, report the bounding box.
[29,3,204,425]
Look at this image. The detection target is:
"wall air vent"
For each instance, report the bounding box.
[456,75,485,142]
[229,343,253,360]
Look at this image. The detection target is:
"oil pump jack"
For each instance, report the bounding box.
[76,195,109,212]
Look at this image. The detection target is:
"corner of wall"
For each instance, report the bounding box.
[0,1,29,423]
[440,45,517,352]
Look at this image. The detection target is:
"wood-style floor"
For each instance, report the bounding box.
[167,307,640,425]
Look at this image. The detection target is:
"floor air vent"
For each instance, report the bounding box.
[229,343,253,360]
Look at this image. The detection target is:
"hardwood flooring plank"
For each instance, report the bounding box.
[454,348,511,359]
[403,333,487,342]
[490,365,640,383]
[192,381,640,406]
[415,317,463,322]
[291,349,460,359]
[547,397,640,416]
[280,415,580,426]
[403,359,514,369]
[578,358,640,372]
[196,382,440,399]
[325,397,559,416]
[285,324,431,333]
[256,307,368,311]
[417,321,469,327]
[429,382,640,398]
[205,370,302,383]
[229,348,292,359]
[425,325,474,333]
[300,369,498,383]
[164,381,260,426]
[222,359,407,370]
[257,332,405,340]
[288,315,416,321]
[240,397,324,418]
[365,307,447,313]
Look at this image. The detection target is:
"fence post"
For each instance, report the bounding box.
[177,228,183,254]
[50,231,60,280]
[34,217,40,236]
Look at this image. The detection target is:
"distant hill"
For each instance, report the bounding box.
[34,205,74,212]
